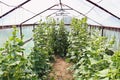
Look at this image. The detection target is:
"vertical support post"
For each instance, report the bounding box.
[101,27,104,36]
[33,23,35,30]
[19,24,24,56]
[89,25,92,35]
[59,0,63,10]
[20,25,23,39]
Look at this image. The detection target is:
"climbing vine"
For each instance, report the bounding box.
[0,27,37,80]
[67,17,119,80]
[0,18,119,80]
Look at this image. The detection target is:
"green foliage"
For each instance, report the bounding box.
[67,17,119,80]
[45,19,69,57]
[0,18,119,80]
[54,20,69,57]
[0,27,37,80]
[29,18,69,79]
[107,51,120,80]
[67,17,89,63]
[29,19,55,79]
[111,51,120,68]
[49,21,58,55]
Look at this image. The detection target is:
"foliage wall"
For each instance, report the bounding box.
[0,18,119,80]
[67,17,120,80]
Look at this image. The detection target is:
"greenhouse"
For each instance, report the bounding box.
[0,0,120,80]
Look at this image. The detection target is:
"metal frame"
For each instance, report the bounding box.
[19,1,103,39]
[0,0,31,18]
[19,4,59,39]
[1,23,120,29]
[1,0,120,54]
[86,0,120,20]
[1,0,119,39]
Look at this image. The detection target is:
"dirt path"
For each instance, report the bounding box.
[50,56,74,80]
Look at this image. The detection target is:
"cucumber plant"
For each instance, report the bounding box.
[29,20,54,79]
[67,17,90,63]
[29,18,69,79]
[54,20,69,57]
[67,17,119,80]
[0,27,37,80]
[107,51,120,80]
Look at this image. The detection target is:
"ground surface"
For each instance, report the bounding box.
[49,56,74,80]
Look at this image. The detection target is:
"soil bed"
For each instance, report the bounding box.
[49,56,74,80]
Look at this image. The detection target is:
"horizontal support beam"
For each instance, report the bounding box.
[1,23,120,30]
[0,24,37,29]
[49,9,72,10]
[23,38,32,44]
[1,38,33,54]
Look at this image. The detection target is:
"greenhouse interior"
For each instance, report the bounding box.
[0,0,120,80]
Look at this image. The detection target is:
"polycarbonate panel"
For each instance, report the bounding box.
[1,0,120,26]
[0,0,57,24]
[22,26,33,41]
[91,0,120,17]
[0,0,26,15]
[0,26,33,46]
[0,7,35,25]
[0,26,34,55]
[0,28,13,47]
[0,3,12,15]
[23,40,34,56]
[86,7,120,26]
[103,29,120,51]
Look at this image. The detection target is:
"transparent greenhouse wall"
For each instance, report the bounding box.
[22,26,33,41]
[88,26,102,36]
[0,26,34,55]
[89,26,120,51]
[0,28,13,47]
[23,40,34,56]
[103,29,120,51]
[67,25,120,51]
[22,26,34,55]
[1,25,120,53]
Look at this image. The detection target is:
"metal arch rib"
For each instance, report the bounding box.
[0,0,31,19]
[63,4,103,26]
[86,0,120,20]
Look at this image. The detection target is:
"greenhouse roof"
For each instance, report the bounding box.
[0,0,120,27]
